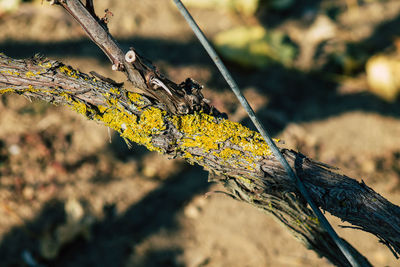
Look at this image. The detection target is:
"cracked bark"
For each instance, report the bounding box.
[0,0,399,266]
[2,53,399,266]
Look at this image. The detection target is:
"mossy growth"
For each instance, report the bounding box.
[58,65,79,79]
[171,112,273,170]
[45,62,168,152]
[67,92,166,153]
[7,86,273,171]
[0,61,168,153]
[0,59,273,171]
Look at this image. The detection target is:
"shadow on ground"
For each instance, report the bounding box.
[0,165,208,267]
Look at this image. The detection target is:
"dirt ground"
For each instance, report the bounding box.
[1,0,400,266]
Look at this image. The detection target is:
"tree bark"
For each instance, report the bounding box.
[0,0,398,266]
[3,52,400,266]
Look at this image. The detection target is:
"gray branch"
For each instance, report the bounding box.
[0,0,398,266]
[3,53,395,266]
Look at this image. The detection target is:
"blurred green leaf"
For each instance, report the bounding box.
[366,54,400,102]
[0,0,21,14]
[181,0,260,16]
[213,26,297,68]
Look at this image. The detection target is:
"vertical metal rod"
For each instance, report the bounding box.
[172,0,361,266]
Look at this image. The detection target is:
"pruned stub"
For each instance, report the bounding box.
[146,73,221,117]
[176,78,226,118]
[125,48,223,117]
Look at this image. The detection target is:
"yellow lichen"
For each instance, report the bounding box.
[217,147,242,159]
[127,92,146,105]
[0,86,53,94]
[0,88,15,94]
[245,164,256,171]
[1,70,20,76]
[61,90,166,152]
[109,87,121,95]
[58,65,71,73]
[58,65,78,79]
[59,92,72,102]
[117,107,166,152]
[25,71,36,78]
[18,79,272,170]
[171,112,272,168]
[97,105,108,113]
[39,61,52,68]
[140,108,166,134]
[183,151,194,159]
[71,100,87,115]
[236,176,252,184]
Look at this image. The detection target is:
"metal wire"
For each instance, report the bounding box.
[171,0,361,266]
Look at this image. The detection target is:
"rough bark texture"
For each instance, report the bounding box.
[58,0,219,117]
[2,52,400,266]
[0,0,399,266]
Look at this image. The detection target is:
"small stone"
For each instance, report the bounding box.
[361,158,376,174]
[184,204,200,219]
[8,144,20,155]
[22,187,35,200]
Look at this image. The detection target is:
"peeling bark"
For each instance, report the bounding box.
[0,0,398,266]
[3,53,400,266]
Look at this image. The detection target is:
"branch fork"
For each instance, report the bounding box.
[49,0,219,117]
[1,0,395,266]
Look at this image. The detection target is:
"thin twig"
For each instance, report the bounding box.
[55,0,146,89]
[54,0,220,117]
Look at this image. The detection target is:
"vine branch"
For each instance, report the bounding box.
[3,52,398,266]
[0,0,399,266]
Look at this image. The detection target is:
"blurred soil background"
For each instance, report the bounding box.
[0,0,400,266]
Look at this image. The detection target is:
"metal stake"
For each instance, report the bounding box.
[172,1,361,266]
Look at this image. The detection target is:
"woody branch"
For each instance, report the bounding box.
[0,51,382,267]
[0,0,399,266]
